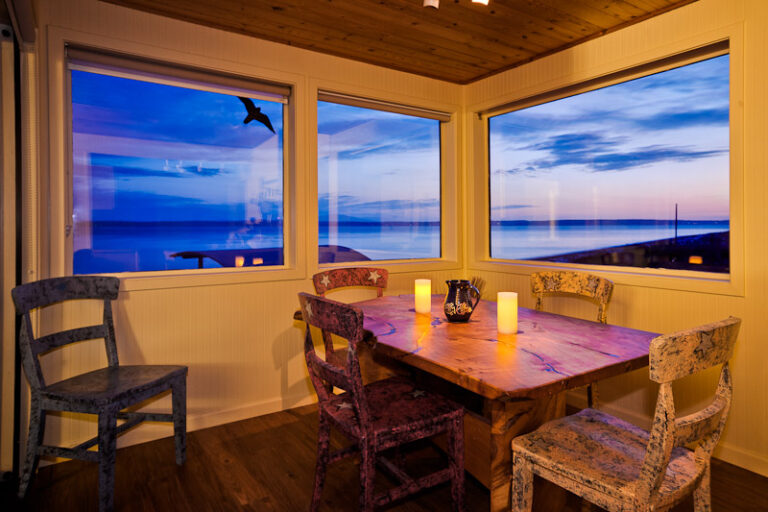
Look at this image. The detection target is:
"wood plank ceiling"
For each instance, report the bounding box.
[102,0,698,84]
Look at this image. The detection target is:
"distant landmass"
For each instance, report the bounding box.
[534,230,729,273]
[491,219,729,227]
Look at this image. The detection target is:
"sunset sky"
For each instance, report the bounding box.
[490,54,730,222]
[72,54,728,228]
[71,70,284,223]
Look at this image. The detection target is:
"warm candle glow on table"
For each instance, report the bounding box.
[415,279,432,314]
[497,292,518,334]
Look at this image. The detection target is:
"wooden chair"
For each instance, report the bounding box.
[312,267,390,381]
[510,316,741,512]
[312,267,388,297]
[298,292,465,511]
[12,276,187,512]
[530,270,614,407]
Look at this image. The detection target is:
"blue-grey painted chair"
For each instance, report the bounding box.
[12,276,187,512]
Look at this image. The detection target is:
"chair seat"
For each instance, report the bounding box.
[42,365,187,409]
[512,408,702,508]
[325,376,463,443]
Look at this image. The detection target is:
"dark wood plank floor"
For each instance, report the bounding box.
[5,404,768,511]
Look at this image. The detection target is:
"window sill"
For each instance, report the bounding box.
[101,265,307,292]
[319,257,461,274]
[470,258,743,297]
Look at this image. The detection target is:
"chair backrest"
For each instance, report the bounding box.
[530,270,614,323]
[312,267,388,297]
[297,292,371,428]
[637,316,741,503]
[11,276,121,390]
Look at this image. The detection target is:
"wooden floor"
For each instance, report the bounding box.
[6,404,768,511]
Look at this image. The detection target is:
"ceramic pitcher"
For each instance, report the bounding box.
[443,279,481,322]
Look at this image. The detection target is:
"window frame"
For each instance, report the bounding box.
[310,81,462,274]
[46,27,307,291]
[468,35,745,297]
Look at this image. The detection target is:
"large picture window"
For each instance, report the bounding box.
[317,97,443,263]
[489,53,729,273]
[70,52,286,274]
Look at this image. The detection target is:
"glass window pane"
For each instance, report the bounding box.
[489,55,729,273]
[71,69,284,273]
[317,101,441,262]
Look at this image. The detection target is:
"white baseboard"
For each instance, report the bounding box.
[713,442,768,478]
[114,392,317,449]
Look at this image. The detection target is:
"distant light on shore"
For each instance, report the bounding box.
[689,255,703,264]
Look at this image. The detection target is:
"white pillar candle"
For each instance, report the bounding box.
[415,279,432,314]
[497,292,518,334]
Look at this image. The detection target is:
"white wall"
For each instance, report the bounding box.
[1,0,766,480]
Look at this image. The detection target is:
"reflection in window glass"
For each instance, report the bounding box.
[489,55,729,273]
[71,70,284,274]
[317,102,441,262]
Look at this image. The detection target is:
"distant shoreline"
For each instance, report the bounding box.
[491,219,728,227]
[86,219,727,228]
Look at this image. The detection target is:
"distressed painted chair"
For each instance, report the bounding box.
[530,270,614,408]
[511,316,741,512]
[298,292,465,511]
[312,267,390,381]
[312,267,388,297]
[12,276,187,512]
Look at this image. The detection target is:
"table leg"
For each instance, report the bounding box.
[489,393,565,512]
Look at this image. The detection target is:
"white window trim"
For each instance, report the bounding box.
[45,26,308,292]
[467,30,745,297]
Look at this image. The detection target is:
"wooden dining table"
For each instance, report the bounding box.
[348,294,660,512]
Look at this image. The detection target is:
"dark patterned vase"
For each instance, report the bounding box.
[443,279,481,322]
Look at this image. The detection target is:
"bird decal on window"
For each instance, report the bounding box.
[238,96,276,134]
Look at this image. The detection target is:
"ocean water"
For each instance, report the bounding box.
[73,220,728,273]
[490,222,729,260]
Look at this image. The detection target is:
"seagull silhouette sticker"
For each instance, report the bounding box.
[238,96,276,134]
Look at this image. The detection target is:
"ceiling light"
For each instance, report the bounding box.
[423,0,489,8]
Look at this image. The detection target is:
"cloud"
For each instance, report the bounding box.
[591,146,725,171]
[490,204,533,211]
[72,71,282,149]
[492,165,543,177]
[182,165,223,177]
[319,197,440,222]
[88,154,227,179]
[523,132,726,173]
[633,108,729,130]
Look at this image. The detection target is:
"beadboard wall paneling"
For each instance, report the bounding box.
[35,270,468,451]
[465,0,767,477]
[0,38,16,473]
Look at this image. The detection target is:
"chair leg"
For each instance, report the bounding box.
[172,378,187,465]
[587,383,600,409]
[98,411,117,512]
[511,452,534,512]
[693,461,712,512]
[448,415,466,512]
[17,397,44,499]
[310,415,331,512]
[359,440,376,512]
